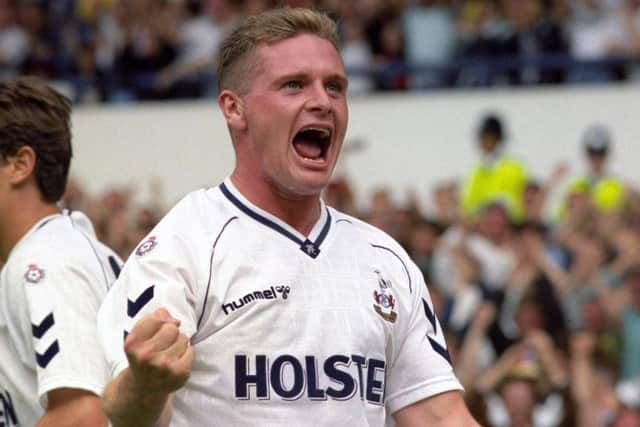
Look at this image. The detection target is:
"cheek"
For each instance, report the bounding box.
[337,103,349,130]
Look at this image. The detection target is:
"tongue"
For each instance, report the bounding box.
[293,139,322,160]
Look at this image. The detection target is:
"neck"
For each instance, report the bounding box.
[0,191,59,262]
[229,171,321,236]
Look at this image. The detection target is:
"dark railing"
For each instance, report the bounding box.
[66,54,640,103]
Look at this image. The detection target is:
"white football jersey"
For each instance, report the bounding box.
[98,179,462,427]
[0,211,122,427]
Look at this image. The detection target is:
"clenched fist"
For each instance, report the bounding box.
[124,308,195,395]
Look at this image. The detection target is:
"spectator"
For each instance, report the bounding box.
[408,218,444,287]
[154,0,222,98]
[501,0,569,85]
[374,18,408,90]
[460,113,529,222]
[115,0,179,100]
[475,329,570,427]
[18,1,57,79]
[564,124,626,217]
[403,0,457,89]
[566,0,625,82]
[456,0,513,86]
[340,17,374,95]
[0,0,28,79]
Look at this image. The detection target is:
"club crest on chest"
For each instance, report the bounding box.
[372,270,397,323]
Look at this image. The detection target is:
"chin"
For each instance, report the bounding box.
[287,176,330,198]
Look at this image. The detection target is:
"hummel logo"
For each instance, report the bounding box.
[222,285,291,315]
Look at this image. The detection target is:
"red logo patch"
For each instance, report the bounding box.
[135,236,158,256]
[24,264,45,284]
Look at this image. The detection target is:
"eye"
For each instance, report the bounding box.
[327,81,345,94]
[283,80,302,90]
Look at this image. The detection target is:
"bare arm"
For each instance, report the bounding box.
[474,344,521,394]
[37,388,107,427]
[456,302,496,389]
[528,236,572,297]
[525,330,568,388]
[569,333,599,427]
[102,369,172,427]
[393,391,481,427]
[102,308,194,427]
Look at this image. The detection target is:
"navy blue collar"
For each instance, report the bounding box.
[219,182,331,259]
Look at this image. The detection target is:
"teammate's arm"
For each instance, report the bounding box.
[393,391,480,427]
[36,388,107,427]
[102,308,195,427]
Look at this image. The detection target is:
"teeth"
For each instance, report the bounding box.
[301,127,331,138]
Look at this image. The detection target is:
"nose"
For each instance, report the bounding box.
[305,82,332,115]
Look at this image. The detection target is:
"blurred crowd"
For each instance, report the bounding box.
[56,114,640,426]
[1,0,640,102]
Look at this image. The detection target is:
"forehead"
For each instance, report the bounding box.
[253,33,345,81]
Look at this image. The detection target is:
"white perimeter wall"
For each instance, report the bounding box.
[71,84,640,213]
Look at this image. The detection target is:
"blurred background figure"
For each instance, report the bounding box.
[0,0,29,79]
[460,113,528,222]
[563,124,626,217]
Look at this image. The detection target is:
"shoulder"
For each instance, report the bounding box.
[151,187,237,239]
[9,217,88,269]
[497,155,526,171]
[5,215,116,286]
[329,207,414,268]
[129,187,236,261]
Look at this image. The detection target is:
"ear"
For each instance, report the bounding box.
[7,145,36,186]
[218,89,247,132]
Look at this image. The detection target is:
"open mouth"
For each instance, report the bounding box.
[292,127,331,161]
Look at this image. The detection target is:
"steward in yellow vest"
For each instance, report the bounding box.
[461,114,528,222]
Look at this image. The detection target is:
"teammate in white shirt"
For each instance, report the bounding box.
[98,8,480,427]
[0,77,121,427]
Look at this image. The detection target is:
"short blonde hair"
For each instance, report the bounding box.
[216,8,339,92]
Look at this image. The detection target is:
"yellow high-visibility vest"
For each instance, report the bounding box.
[460,156,528,221]
[568,176,626,212]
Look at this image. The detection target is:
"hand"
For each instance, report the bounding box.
[473,302,496,330]
[550,162,569,183]
[523,231,545,263]
[124,308,195,396]
[570,331,596,358]
[524,329,553,354]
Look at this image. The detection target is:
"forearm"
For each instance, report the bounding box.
[474,346,519,393]
[570,356,593,403]
[456,325,488,388]
[393,391,480,427]
[536,256,571,296]
[37,389,107,427]
[102,369,170,427]
[538,349,568,388]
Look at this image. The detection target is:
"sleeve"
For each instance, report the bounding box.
[97,231,201,379]
[385,261,463,414]
[21,257,109,408]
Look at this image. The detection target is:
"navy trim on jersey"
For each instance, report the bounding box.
[198,216,238,329]
[370,244,412,293]
[219,183,331,259]
[35,216,58,231]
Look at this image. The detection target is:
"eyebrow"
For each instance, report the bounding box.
[275,72,348,86]
[327,73,349,88]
